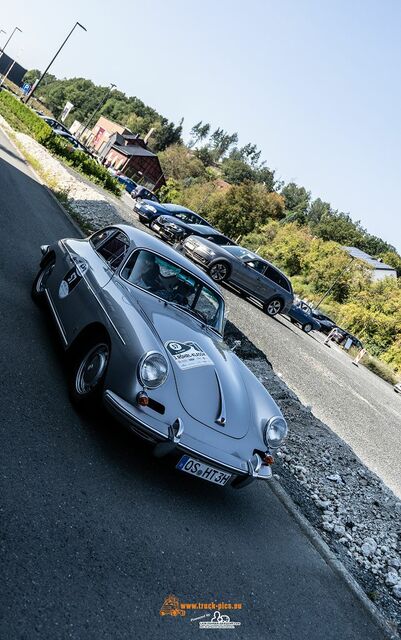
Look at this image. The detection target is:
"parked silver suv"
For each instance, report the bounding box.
[182,237,294,316]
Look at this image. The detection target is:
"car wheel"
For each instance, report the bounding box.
[302,323,313,333]
[209,261,229,282]
[264,298,283,317]
[31,257,55,305]
[70,340,110,407]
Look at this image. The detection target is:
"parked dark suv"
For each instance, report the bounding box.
[182,237,293,316]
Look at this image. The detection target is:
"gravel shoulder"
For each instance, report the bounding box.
[3,121,401,636]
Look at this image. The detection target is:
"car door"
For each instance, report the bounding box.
[262,265,292,307]
[231,258,267,297]
[49,229,130,344]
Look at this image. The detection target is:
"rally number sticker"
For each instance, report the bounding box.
[58,267,81,299]
[165,341,213,370]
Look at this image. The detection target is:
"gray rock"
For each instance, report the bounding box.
[322,522,334,532]
[334,524,346,536]
[385,570,399,586]
[326,473,343,484]
[393,583,401,599]
[361,538,377,557]
[388,557,401,569]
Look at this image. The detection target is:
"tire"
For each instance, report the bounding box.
[31,257,55,305]
[208,261,230,283]
[263,298,283,317]
[69,340,110,408]
[302,323,313,333]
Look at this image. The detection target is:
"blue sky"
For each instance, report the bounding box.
[1,0,400,252]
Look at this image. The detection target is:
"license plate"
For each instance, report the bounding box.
[176,455,232,485]
[153,223,160,231]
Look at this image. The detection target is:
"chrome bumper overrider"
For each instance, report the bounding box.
[104,390,272,481]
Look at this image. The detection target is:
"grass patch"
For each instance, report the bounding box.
[361,354,398,385]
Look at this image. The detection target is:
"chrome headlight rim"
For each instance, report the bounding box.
[137,351,169,389]
[263,415,288,450]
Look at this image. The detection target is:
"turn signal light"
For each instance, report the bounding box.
[137,391,149,406]
[262,454,275,466]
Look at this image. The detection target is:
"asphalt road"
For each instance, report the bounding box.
[0,128,390,640]
[223,292,401,499]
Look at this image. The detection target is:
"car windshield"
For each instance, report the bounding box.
[224,246,257,260]
[121,250,225,333]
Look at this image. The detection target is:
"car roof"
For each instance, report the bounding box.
[162,204,197,214]
[112,224,223,295]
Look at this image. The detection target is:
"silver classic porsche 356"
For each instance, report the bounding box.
[32,224,288,489]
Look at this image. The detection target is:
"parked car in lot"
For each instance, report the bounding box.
[182,238,294,316]
[311,310,337,334]
[53,129,93,156]
[287,300,322,333]
[131,185,159,203]
[151,213,217,245]
[31,224,288,489]
[117,175,138,194]
[394,382,401,394]
[134,201,199,227]
[38,115,71,135]
[331,328,363,350]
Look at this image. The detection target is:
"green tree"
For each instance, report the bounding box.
[221,158,255,184]
[158,144,207,181]
[281,182,311,221]
[188,121,211,148]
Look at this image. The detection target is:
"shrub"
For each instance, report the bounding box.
[0,90,120,194]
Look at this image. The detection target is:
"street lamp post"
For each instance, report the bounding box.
[0,26,22,56]
[78,83,116,142]
[25,21,86,104]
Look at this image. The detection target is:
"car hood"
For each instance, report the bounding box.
[137,297,252,438]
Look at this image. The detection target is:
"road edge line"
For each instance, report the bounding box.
[268,478,399,639]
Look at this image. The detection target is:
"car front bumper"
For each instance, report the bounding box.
[104,390,272,485]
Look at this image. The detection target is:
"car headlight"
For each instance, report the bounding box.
[203,247,216,257]
[145,205,157,213]
[138,352,169,389]
[263,416,288,449]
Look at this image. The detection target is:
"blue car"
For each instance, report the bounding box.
[287,300,321,334]
[117,175,138,194]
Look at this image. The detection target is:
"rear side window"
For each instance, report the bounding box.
[90,228,115,249]
[265,266,292,292]
[93,230,130,269]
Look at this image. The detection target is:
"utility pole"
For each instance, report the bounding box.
[25,21,86,104]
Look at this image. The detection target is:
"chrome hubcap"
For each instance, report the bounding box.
[267,300,281,315]
[210,264,227,281]
[75,344,109,395]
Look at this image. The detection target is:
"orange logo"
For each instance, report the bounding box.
[159,594,186,617]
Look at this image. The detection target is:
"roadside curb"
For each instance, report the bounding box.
[268,478,399,639]
[0,124,85,239]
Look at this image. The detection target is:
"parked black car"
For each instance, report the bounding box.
[134,202,200,227]
[331,328,363,350]
[287,300,322,333]
[150,211,215,244]
[311,310,337,335]
[131,186,160,203]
